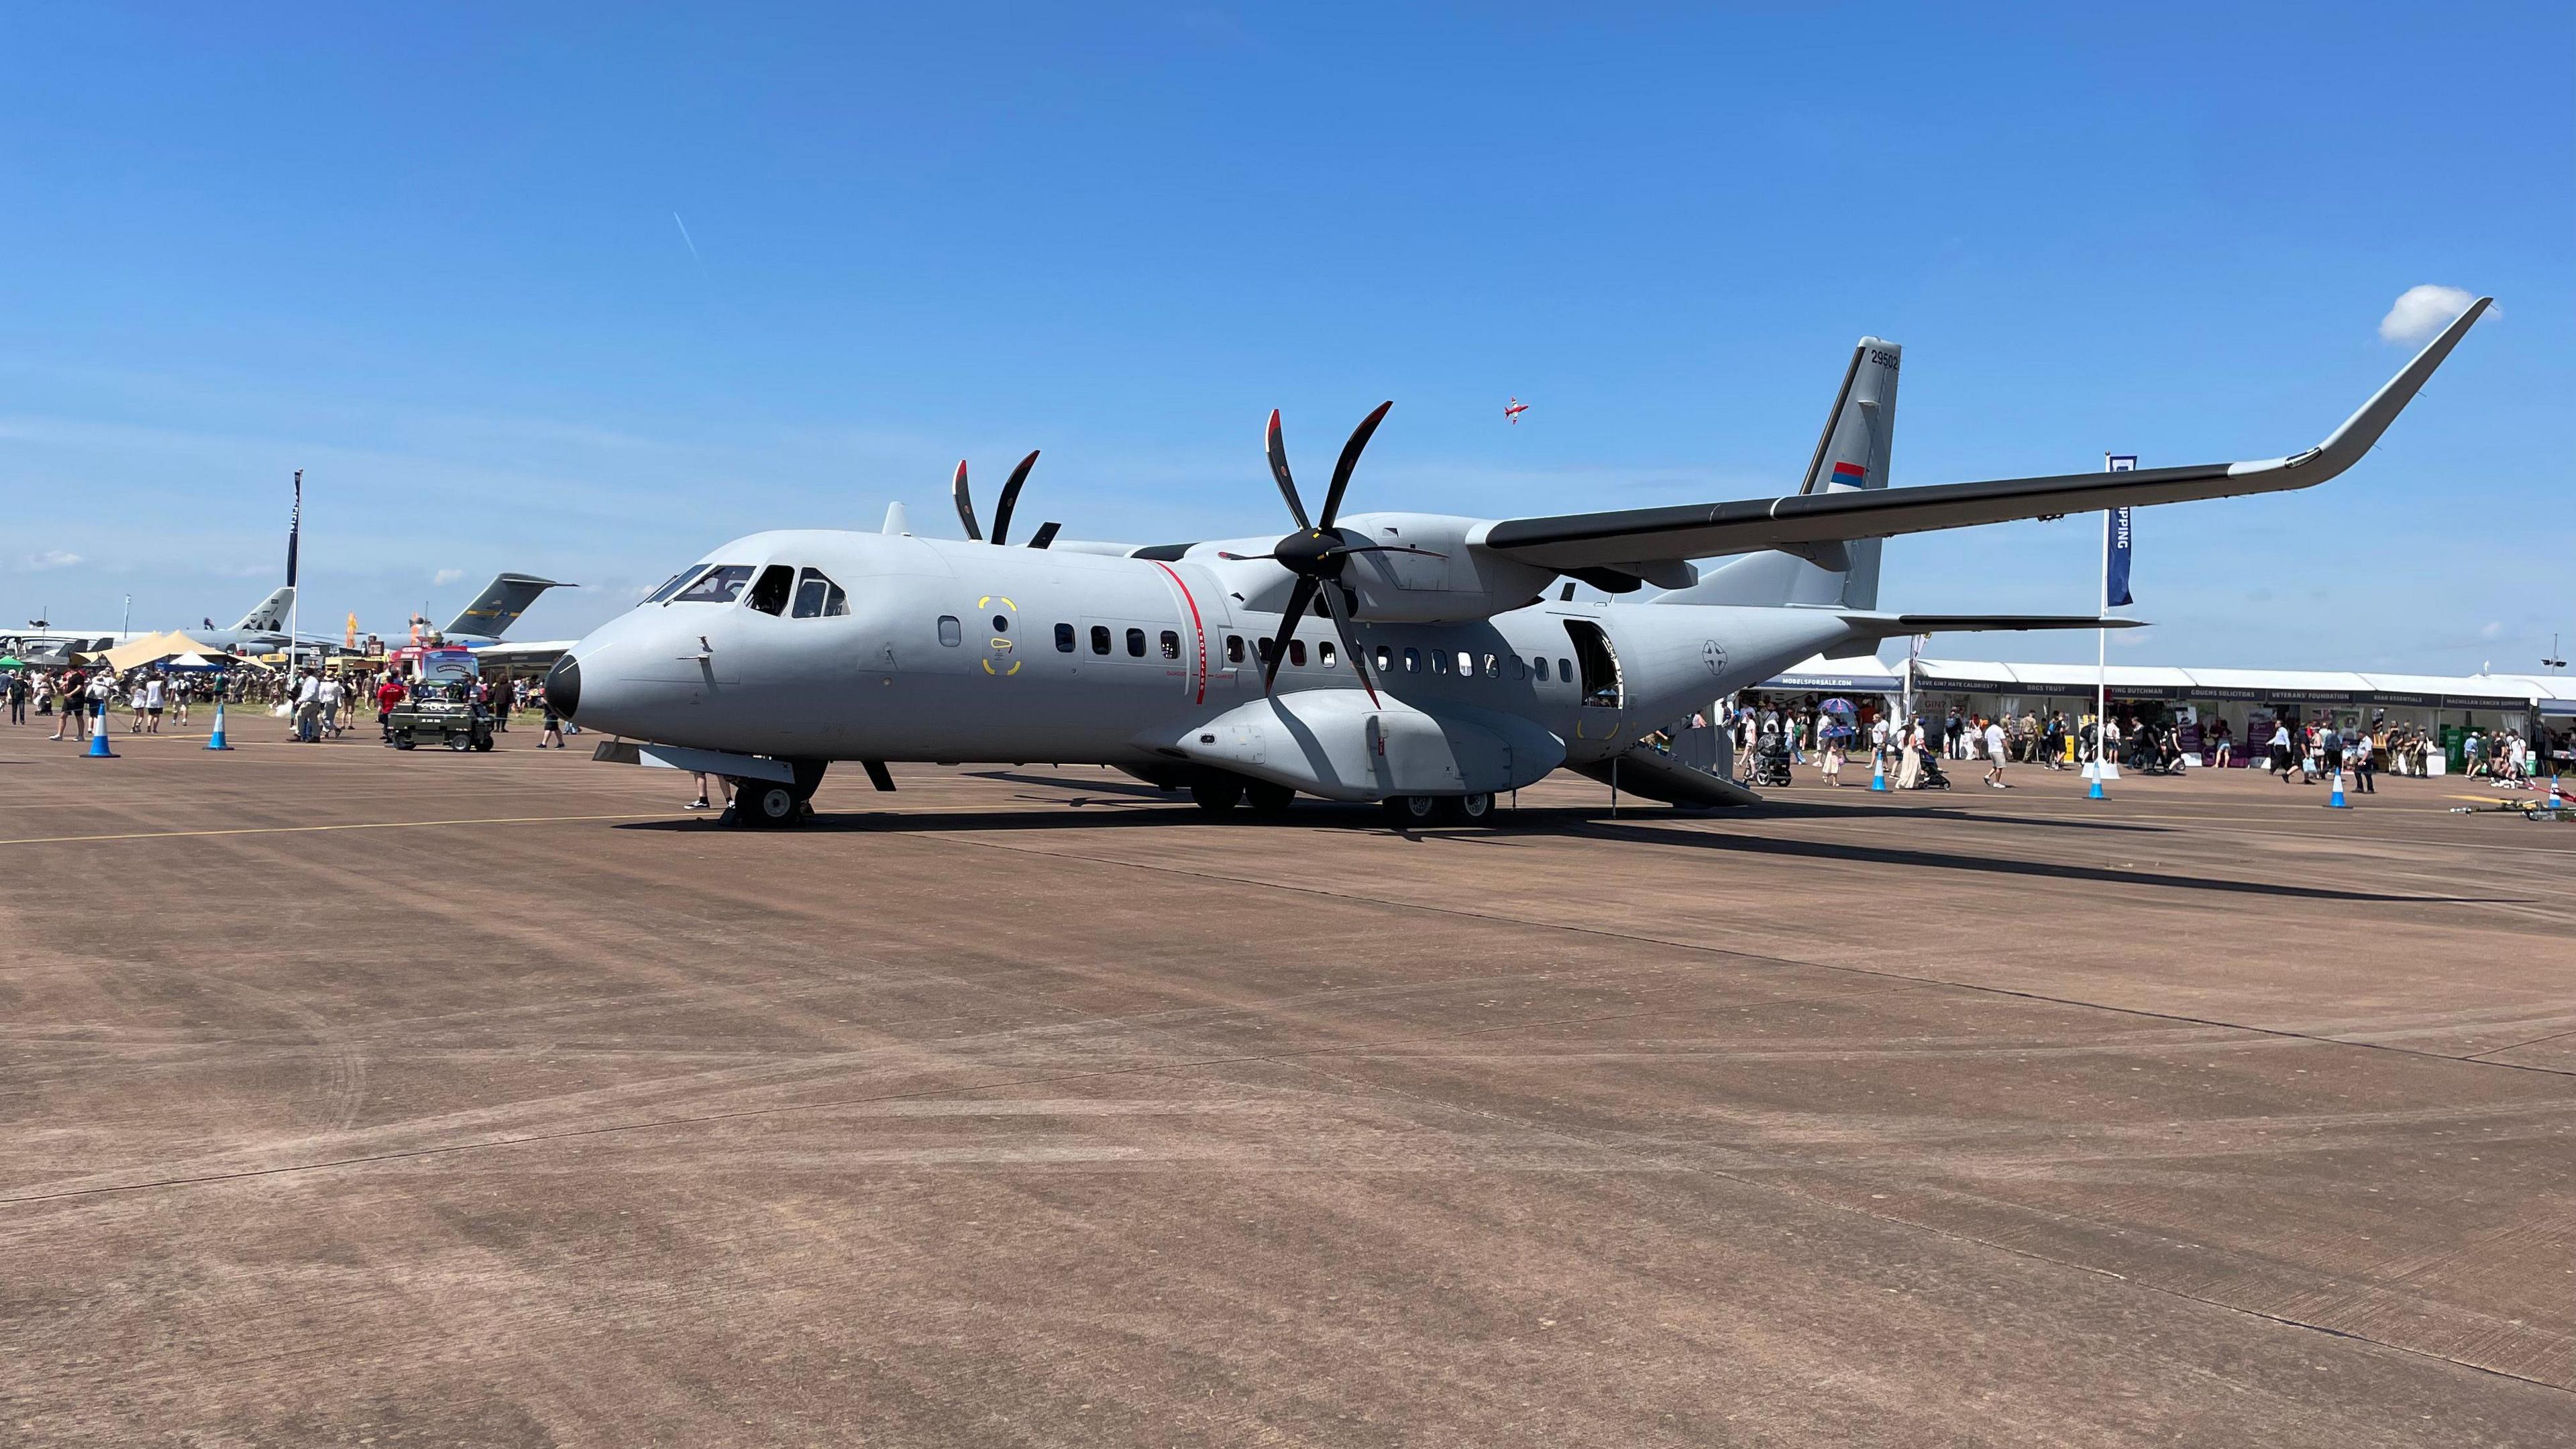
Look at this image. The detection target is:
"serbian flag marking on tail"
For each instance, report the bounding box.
[1830,461,1868,486]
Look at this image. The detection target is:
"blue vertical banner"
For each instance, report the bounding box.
[2102,455,2136,609]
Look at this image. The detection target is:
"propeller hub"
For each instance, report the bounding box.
[1273,528,1347,580]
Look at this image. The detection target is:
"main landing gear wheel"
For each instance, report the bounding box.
[734,780,802,829]
[1190,777,1244,814]
[1381,794,1442,829]
[1443,792,1494,824]
[1242,781,1296,817]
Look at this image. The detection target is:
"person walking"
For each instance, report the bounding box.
[141,673,164,733]
[375,672,407,745]
[85,668,114,742]
[538,686,564,749]
[5,669,25,726]
[2349,726,2375,793]
[1982,716,2010,788]
[2269,719,2297,782]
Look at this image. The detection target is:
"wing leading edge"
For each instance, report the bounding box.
[1480,298,2489,572]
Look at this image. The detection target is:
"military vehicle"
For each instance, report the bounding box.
[387,645,494,752]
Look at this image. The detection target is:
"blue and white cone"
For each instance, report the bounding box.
[2086,767,2106,800]
[87,707,115,758]
[207,700,231,750]
[1869,749,1889,792]
[2326,767,2349,808]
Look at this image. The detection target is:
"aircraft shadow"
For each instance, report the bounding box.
[1564,816,2520,906]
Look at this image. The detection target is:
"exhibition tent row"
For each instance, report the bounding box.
[1749,655,2575,745]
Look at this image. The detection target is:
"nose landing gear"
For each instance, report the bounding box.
[726,759,828,830]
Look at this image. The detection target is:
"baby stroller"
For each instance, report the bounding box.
[1751,728,1794,787]
[1913,752,1954,790]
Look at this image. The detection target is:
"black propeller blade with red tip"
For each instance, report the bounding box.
[953,451,1048,546]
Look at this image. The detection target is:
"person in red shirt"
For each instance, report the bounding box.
[375,674,407,746]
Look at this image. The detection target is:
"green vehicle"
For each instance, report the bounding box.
[388,646,494,752]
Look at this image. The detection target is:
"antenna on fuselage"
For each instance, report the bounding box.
[881,501,912,535]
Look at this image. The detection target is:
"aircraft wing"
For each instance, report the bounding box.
[1479,298,2487,572]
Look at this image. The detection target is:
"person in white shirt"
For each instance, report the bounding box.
[142,675,165,734]
[316,674,344,739]
[1983,717,2010,788]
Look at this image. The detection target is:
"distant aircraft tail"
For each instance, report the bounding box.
[231,585,294,633]
[441,574,567,639]
[1654,337,1900,610]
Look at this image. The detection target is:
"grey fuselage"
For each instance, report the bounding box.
[563,529,1849,786]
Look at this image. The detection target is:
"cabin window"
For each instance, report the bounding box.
[1375,645,1392,672]
[1226,635,1245,664]
[1557,657,1573,682]
[1256,637,1275,663]
[1091,625,1111,655]
[1159,630,1181,659]
[790,569,849,619]
[1508,654,1526,680]
[1288,639,1307,667]
[1403,647,1419,673]
[1055,623,1075,652]
[937,616,963,647]
[672,564,754,604]
[1126,627,1146,657]
[1530,655,1548,681]
[1318,641,1336,667]
[1430,650,1448,676]
[643,567,705,606]
[1458,650,1476,676]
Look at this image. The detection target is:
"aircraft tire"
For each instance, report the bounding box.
[1189,777,1244,814]
[1381,795,1441,829]
[737,782,801,828]
[1242,781,1296,817]
[1443,792,1494,824]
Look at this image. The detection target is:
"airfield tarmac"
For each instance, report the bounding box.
[2,724,2571,1446]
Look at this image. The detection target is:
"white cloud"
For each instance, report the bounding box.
[27,549,81,570]
[2479,621,2504,640]
[433,568,463,586]
[2378,285,2481,344]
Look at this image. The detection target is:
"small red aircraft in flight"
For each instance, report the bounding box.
[1503,396,1529,425]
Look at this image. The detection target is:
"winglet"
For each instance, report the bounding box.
[2239,294,2491,482]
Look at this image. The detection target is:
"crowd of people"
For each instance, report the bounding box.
[1723,696,2568,794]
[1,661,568,747]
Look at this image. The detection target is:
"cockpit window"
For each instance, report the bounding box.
[642,567,705,606]
[791,568,849,619]
[671,564,754,604]
[745,564,796,616]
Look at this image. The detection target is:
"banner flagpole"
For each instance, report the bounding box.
[286,470,302,687]
[2096,456,2137,796]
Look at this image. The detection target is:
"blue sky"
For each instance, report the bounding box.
[3,3,2567,673]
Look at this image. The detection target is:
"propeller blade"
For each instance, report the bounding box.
[951,461,981,541]
[992,449,1038,546]
[1027,521,1061,549]
[1326,543,1447,560]
[1261,576,1317,695]
[1317,400,1393,530]
[1316,581,1379,708]
[1215,551,1280,562]
[1265,410,1309,529]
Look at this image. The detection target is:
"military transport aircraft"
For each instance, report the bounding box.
[549,299,2489,828]
[5,584,297,656]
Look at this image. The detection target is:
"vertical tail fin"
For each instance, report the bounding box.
[440,574,567,639]
[1654,337,1900,609]
[231,585,294,633]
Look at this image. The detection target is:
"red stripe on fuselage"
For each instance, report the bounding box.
[1149,560,1208,704]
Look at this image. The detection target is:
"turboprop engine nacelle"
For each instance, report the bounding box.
[1195,512,1558,624]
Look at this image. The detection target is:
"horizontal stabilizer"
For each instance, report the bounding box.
[1481,298,2488,570]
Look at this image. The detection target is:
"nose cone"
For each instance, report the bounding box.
[544,653,581,720]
